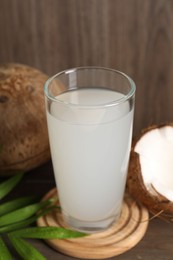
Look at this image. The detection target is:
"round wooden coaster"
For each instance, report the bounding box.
[37,188,149,259]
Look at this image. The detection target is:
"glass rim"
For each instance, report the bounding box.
[44,66,136,108]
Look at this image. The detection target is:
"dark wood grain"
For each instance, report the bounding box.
[1,0,173,135]
[0,2,173,258]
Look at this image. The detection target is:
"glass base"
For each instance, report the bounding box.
[63,212,120,234]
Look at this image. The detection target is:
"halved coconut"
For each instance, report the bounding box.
[127,124,173,220]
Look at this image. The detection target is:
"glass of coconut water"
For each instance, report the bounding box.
[44,67,136,233]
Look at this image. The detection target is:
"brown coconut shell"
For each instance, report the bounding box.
[127,124,173,221]
[0,63,50,175]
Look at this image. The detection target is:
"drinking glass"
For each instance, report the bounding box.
[44,67,136,233]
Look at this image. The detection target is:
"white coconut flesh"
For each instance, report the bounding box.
[134,126,173,201]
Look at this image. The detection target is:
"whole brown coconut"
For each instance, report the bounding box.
[127,124,173,220]
[0,63,50,175]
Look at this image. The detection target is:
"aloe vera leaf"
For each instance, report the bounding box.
[9,235,45,260]
[0,235,12,260]
[0,196,36,217]
[0,200,51,227]
[11,226,87,239]
[0,172,24,200]
[0,206,56,233]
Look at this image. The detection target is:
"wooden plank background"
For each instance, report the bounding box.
[0,0,173,136]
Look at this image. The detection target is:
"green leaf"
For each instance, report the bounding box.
[10,226,87,239]
[0,206,56,233]
[0,196,36,217]
[0,235,12,260]
[0,200,51,227]
[0,172,24,200]
[9,235,45,260]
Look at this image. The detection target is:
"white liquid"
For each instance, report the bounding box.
[47,88,133,226]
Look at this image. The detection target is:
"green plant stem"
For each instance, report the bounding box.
[0,173,24,200]
[9,235,46,260]
[0,235,12,260]
[0,200,52,227]
[10,226,87,239]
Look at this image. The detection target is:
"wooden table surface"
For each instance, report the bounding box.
[0,1,173,259]
[1,161,173,260]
